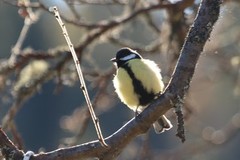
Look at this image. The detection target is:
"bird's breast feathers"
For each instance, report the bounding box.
[113,59,164,110]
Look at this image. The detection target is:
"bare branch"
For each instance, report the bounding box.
[0,128,23,160]
[9,0,220,159]
[49,6,108,147]
[0,0,227,160]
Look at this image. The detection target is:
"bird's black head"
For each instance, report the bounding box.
[111,47,142,68]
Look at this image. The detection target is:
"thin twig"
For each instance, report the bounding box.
[10,18,32,57]
[9,122,24,150]
[10,0,38,65]
[49,6,108,148]
[63,69,114,146]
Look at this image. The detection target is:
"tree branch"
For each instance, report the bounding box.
[0,0,222,159]
[0,128,23,160]
[29,0,221,159]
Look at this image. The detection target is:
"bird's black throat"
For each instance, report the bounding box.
[122,63,155,106]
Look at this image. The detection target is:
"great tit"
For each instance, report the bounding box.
[111,47,172,133]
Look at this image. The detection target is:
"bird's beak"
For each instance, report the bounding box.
[110,58,117,62]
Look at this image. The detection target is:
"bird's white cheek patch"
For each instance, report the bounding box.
[120,54,136,61]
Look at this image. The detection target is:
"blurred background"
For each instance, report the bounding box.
[0,0,240,159]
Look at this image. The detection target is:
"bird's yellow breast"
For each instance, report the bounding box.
[113,59,164,111]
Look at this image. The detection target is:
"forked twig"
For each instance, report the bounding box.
[49,6,108,147]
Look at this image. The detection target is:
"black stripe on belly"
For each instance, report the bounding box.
[123,63,155,106]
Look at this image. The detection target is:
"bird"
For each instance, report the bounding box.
[111,47,172,133]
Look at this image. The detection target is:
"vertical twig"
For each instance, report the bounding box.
[49,6,108,147]
[10,0,37,65]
